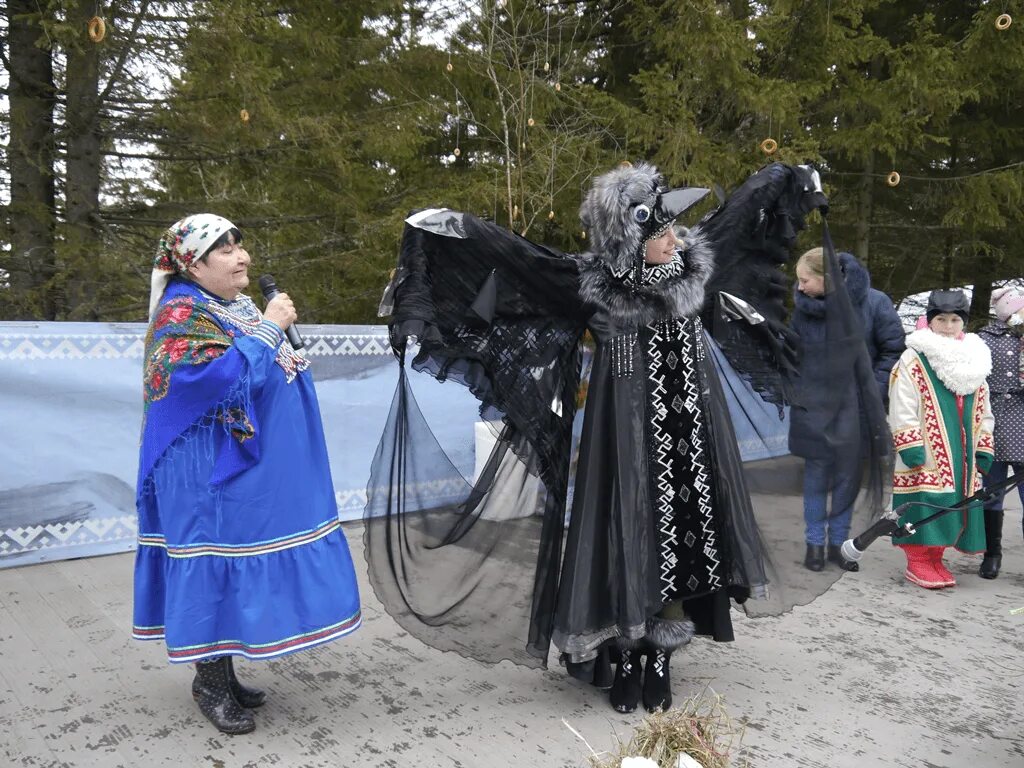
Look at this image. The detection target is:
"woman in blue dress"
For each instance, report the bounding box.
[134,214,361,734]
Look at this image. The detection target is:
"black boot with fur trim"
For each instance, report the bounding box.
[642,616,694,713]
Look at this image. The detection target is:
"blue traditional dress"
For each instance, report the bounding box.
[133,277,361,663]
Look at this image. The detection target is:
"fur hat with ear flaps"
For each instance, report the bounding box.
[578,162,714,327]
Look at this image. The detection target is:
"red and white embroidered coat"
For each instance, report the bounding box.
[888,329,994,548]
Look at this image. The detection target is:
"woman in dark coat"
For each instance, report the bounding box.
[977,285,1024,578]
[789,249,905,571]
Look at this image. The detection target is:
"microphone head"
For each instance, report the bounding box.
[840,539,863,562]
[258,274,277,297]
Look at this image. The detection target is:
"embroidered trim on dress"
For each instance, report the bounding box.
[138,517,340,558]
[133,610,363,663]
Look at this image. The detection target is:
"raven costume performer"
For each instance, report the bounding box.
[365,162,890,713]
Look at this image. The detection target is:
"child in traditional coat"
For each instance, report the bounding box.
[888,290,994,588]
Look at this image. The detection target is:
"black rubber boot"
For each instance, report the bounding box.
[827,545,860,572]
[226,657,266,708]
[980,508,1003,580]
[804,544,825,572]
[192,657,266,708]
[193,658,256,734]
[609,649,643,713]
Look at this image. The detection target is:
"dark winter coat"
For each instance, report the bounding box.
[978,321,1024,462]
[788,252,905,459]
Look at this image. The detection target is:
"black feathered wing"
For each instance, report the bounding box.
[365,209,590,667]
[697,163,827,408]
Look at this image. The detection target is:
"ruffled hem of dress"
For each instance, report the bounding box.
[133,527,361,662]
[133,608,362,663]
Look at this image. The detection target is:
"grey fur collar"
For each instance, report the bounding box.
[578,230,714,327]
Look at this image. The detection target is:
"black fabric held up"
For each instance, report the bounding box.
[364,167,892,671]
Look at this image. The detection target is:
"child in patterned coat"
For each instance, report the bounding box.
[888,290,994,588]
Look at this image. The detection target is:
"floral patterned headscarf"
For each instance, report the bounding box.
[149,213,238,320]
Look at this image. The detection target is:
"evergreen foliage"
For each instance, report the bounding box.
[2,0,1022,324]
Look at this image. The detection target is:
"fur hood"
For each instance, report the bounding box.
[579,162,664,278]
[905,328,992,395]
[578,229,714,327]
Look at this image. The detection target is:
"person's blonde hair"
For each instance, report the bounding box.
[796,247,830,290]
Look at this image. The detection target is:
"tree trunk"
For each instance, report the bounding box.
[5,0,57,320]
[63,0,105,319]
[854,152,875,268]
[968,249,995,330]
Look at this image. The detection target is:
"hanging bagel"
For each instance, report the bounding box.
[446,62,453,73]
[760,137,778,155]
[453,147,461,157]
[239,109,250,123]
[886,171,901,187]
[554,83,561,92]
[548,210,555,221]
[527,117,535,127]
[88,16,106,43]
[995,13,1012,30]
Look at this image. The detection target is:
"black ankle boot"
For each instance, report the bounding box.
[192,657,266,709]
[592,646,615,690]
[805,544,825,572]
[193,658,256,734]
[980,554,1002,579]
[642,649,673,713]
[827,545,859,572]
[980,508,1003,579]
[609,649,643,713]
[641,616,693,712]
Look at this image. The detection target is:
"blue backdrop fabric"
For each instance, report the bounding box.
[0,322,788,569]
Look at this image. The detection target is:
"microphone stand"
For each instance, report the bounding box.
[842,471,1024,562]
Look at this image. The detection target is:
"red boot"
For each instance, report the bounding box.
[900,545,945,589]
[928,546,955,587]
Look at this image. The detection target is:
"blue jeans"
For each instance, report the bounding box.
[803,457,859,546]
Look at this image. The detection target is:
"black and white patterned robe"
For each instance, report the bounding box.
[551,251,747,664]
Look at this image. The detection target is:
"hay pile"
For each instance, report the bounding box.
[571,691,747,768]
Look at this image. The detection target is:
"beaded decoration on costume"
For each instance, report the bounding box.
[640,250,687,285]
[205,292,309,382]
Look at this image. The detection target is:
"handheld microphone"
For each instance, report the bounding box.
[258,274,304,350]
[839,504,912,562]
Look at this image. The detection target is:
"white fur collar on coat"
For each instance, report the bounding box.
[905,328,992,395]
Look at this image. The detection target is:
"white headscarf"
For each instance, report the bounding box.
[149,213,237,320]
